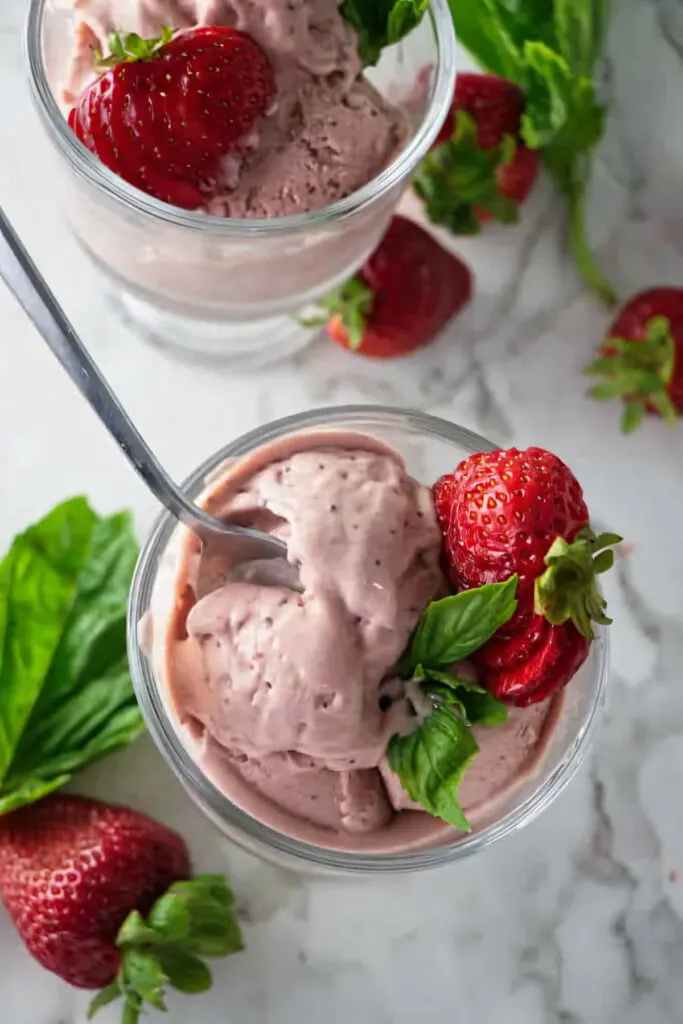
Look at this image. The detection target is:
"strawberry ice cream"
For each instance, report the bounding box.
[64,0,410,216]
[144,431,564,854]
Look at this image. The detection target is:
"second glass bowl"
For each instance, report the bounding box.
[26,2,456,366]
[127,406,608,876]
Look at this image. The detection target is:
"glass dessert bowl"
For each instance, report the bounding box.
[127,406,608,875]
[25,0,456,367]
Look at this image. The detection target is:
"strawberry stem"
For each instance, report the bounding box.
[93,26,174,68]
[568,187,616,308]
[534,527,622,640]
[88,874,243,1023]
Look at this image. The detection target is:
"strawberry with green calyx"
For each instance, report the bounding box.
[585,288,683,433]
[534,527,622,639]
[0,795,243,1023]
[432,446,621,706]
[69,25,275,209]
[441,0,616,307]
[307,215,473,358]
[414,73,540,233]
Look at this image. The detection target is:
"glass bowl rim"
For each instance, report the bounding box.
[24,0,457,236]
[127,404,609,874]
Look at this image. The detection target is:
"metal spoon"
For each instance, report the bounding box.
[0,207,289,574]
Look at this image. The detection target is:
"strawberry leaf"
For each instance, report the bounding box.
[620,401,647,434]
[123,951,168,1011]
[158,949,213,994]
[585,315,680,431]
[415,111,520,233]
[534,526,621,639]
[87,982,120,1019]
[91,875,243,1021]
[117,910,160,947]
[94,26,174,68]
[147,893,192,941]
[313,277,374,350]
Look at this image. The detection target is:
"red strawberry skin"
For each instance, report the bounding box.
[70,27,275,209]
[434,73,525,149]
[327,216,472,358]
[0,795,191,989]
[434,72,539,210]
[605,288,683,413]
[433,447,591,705]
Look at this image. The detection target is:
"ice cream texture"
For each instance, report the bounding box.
[146,431,564,853]
[65,0,411,216]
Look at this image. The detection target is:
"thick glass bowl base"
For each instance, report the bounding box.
[110,290,321,369]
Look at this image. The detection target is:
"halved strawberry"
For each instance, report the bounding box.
[69,26,275,209]
[432,447,620,705]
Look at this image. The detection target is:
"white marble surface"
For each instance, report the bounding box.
[2,1,683,1021]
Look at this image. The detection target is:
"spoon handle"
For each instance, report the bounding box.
[0,207,213,532]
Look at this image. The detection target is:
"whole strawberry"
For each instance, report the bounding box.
[0,795,242,1021]
[414,73,540,234]
[69,27,275,209]
[434,447,620,705]
[310,216,472,358]
[585,287,683,432]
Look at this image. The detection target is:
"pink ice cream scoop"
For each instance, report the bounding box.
[64,0,411,217]
[169,440,443,761]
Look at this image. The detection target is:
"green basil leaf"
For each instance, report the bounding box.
[31,512,138,714]
[0,774,70,816]
[0,498,96,781]
[388,706,479,830]
[340,0,429,65]
[453,688,509,726]
[408,576,518,670]
[387,0,430,45]
[0,502,142,814]
[444,0,511,76]
[421,681,468,716]
[553,0,609,77]
[521,42,605,154]
[419,666,486,693]
[420,669,509,726]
